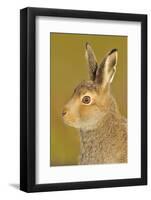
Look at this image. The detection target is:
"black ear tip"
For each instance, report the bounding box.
[109,48,118,55]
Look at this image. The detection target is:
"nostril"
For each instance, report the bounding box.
[62,111,67,116]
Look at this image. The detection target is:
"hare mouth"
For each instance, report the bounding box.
[62,116,80,128]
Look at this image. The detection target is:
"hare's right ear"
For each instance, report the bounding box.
[85,43,98,81]
[95,49,118,88]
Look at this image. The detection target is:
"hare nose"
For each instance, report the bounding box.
[62,110,67,116]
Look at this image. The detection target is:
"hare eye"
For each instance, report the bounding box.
[82,96,91,104]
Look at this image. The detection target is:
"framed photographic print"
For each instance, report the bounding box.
[20,7,147,192]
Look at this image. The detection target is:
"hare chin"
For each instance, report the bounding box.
[63,118,81,129]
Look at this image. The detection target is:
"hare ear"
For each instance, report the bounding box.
[95,49,118,88]
[85,43,98,81]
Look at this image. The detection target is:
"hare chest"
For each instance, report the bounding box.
[79,119,127,165]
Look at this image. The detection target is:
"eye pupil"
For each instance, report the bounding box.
[82,96,91,104]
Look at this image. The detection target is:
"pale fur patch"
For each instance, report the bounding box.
[79,111,105,132]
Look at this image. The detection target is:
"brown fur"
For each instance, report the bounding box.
[62,43,127,165]
[79,99,127,164]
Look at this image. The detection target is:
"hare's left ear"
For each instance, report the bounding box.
[95,49,118,88]
[85,43,98,81]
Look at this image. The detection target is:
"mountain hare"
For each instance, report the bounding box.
[62,43,127,165]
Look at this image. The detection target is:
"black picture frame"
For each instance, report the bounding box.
[20,7,147,192]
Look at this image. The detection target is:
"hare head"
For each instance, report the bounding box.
[62,43,118,130]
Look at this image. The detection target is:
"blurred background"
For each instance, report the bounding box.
[50,33,127,166]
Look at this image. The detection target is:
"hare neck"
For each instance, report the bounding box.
[79,116,103,141]
[79,111,121,145]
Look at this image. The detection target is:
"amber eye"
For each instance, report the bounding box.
[81,96,91,104]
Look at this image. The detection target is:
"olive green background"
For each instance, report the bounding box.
[50,33,127,166]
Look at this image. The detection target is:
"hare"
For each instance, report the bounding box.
[62,43,127,165]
